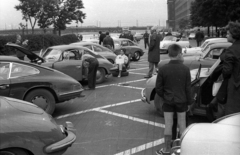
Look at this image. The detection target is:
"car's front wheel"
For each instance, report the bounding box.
[154,94,164,117]
[25,89,56,114]
[133,51,140,61]
[0,148,30,155]
[96,68,106,84]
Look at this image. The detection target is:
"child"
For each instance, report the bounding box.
[115,49,128,77]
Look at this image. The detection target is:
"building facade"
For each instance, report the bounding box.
[167,0,195,30]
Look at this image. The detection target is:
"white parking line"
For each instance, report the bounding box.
[128,67,148,71]
[116,85,144,90]
[96,79,146,89]
[114,138,164,155]
[129,72,146,75]
[55,99,142,119]
[97,109,165,128]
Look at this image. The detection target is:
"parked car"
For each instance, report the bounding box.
[113,38,144,61]
[70,42,117,64]
[5,43,114,84]
[160,36,191,53]
[0,56,83,114]
[188,32,196,40]
[134,32,144,41]
[0,96,76,155]
[183,38,228,57]
[171,112,240,155]
[141,42,232,117]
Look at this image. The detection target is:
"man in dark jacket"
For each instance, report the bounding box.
[145,26,161,78]
[143,30,149,49]
[103,32,114,50]
[83,54,99,90]
[222,21,240,115]
[195,29,204,47]
[155,44,192,155]
[99,31,106,45]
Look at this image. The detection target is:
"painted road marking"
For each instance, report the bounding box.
[114,138,164,155]
[130,63,148,66]
[55,99,142,119]
[96,79,146,89]
[128,67,148,71]
[129,72,146,75]
[96,109,165,128]
[116,84,144,90]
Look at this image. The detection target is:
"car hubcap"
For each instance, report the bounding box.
[96,70,101,80]
[31,96,48,110]
[135,52,139,59]
[0,151,15,155]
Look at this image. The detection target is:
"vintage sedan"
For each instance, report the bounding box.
[70,42,117,64]
[160,36,191,53]
[0,96,76,155]
[133,32,144,41]
[141,42,232,116]
[171,112,240,155]
[183,37,228,57]
[0,56,83,114]
[113,38,144,61]
[6,43,114,84]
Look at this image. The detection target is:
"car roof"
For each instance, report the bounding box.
[214,112,240,126]
[71,42,99,46]
[208,42,232,48]
[113,38,131,41]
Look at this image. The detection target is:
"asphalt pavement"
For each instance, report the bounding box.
[53,39,208,155]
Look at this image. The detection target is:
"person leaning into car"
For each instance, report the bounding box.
[155,44,192,155]
[103,32,114,50]
[222,21,240,115]
[83,54,99,90]
[15,34,25,60]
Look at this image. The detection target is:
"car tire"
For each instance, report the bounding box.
[0,148,30,155]
[154,94,164,117]
[133,51,140,61]
[96,68,106,84]
[25,89,56,114]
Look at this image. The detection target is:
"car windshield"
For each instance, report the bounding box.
[201,45,211,58]
[163,36,176,41]
[43,49,62,62]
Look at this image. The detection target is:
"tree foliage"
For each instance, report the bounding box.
[178,18,190,30]
[190,0,240,27]
[15,0,86,35]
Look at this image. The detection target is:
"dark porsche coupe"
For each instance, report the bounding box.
[0,56,83,114]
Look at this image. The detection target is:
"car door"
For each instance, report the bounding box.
[53,49,83,81]
[0,62,11,96]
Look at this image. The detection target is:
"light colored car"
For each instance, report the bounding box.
[141,42,232,116]
[183,38,228,57]
[160,36,190,53]
[70,42,117,64]
[134,32,144,41]
[0,96,76,155]
[188,32,196,40]
[171,112,240,155]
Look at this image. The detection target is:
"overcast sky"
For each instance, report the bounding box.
[0,0,167,30]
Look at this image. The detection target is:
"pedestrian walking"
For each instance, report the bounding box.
[195,29,204,47]
[83,54,99,90]
[103,32,114,50]
[222,21,240,115]
[145,26,161,78]
[99,31,106,45]
[155,44,192,155]
[143,30,149,49]
[15,34,25,60]
[128,30,134,41]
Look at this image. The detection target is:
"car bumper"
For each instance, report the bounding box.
[44,122,76,154]
[58,89,84,102]
[141,88,150,104]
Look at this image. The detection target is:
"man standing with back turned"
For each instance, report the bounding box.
[155,44,192,155]
[145,26,161,78]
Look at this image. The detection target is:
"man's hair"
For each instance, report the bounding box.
[106,32,109,35]
[99,31,102,34]
[168,44,182,57]
[227,21,240,40]
[120,48,126,54]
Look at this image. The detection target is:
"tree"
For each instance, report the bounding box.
[15,0,44,34]
[38,0,86,36]
[178,18,189,30]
